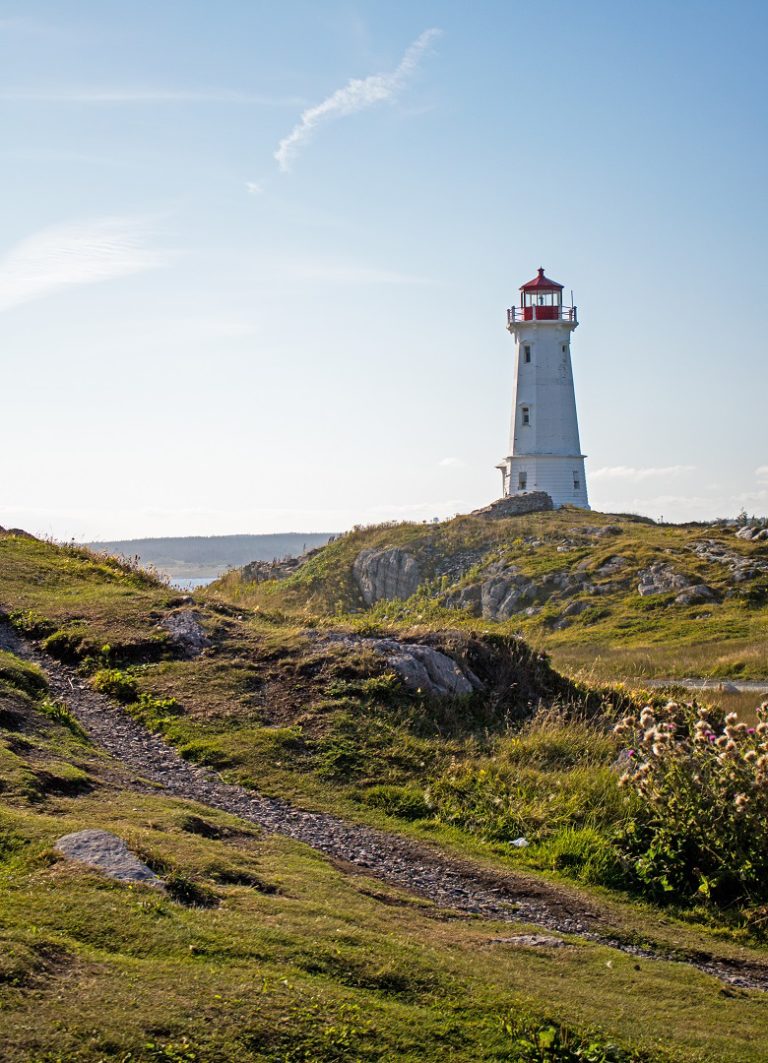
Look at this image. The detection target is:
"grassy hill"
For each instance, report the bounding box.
[3,528,768,1060]
[208,507,768,682]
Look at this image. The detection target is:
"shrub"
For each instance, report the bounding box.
[615,700,768,906]
[37,699,88,739]
[360,784,432,821]
[528,827,626,888]
[91,668,139,703]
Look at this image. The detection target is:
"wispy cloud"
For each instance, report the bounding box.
[245,181,265,195]
[0,218,171,313]
[755,466,768,481]
[275,27,440,172]
[0,88,302,105]
[438,457,467,469]
[590,464,696,482]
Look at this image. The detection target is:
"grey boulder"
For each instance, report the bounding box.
[55,829,163,887]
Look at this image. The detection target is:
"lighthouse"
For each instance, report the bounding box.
[496,268,589,509]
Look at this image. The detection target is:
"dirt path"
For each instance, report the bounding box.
[3,621,768,991]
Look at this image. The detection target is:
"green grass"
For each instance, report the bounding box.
[5,530,768,1057]
[3,651,768,1061]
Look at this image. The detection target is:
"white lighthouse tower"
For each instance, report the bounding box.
[497,267,589,509]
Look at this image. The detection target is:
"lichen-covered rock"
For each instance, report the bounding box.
[637,564,692,597]
[55,830,163,886]
[595,555,628,576]
[444,583,482,616]
[480,570,536,620]
[675,584,716,606]
[370,639,481,697]
[162,610,210,657]
[353,548,422,606]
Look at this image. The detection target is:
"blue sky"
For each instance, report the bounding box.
[1,1,766,539]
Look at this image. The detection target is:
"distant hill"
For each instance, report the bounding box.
[85,533,336,579]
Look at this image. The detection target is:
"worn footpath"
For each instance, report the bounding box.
[2,620,768,991]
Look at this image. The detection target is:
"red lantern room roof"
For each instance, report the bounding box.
[520,267,564,292]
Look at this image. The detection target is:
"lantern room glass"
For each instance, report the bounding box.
[522,291,562,307]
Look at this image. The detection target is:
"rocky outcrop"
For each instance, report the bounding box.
[444,559,597,622]
[637,563,694,597]
[241,545,326,584]
[443,568,535,621]
[470,493,554,520]
[161,610,210,657]
[736,525,768,542]
[352,548,422,606]
[55,830,163,887]
[368,638,481,697]
[691,539,768,584]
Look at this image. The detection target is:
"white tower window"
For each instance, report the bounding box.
[524,345,531,363]
[573,471,580,491]
[518,471,527,490]
[521,406,530,425]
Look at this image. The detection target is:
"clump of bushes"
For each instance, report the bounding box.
[360,784,432,821]
[90,668,182,732]
[91,668,139,703]
[615,701,768,908]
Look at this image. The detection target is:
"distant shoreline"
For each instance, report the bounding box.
[84,531,337,582]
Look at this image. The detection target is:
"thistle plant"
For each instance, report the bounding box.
[615,701,768,907]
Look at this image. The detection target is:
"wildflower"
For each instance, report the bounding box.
[748,727,756,735]
[725,712,738,725]
[744,750,757,763]
[734,793,749,811]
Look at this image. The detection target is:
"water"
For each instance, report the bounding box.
[171,577,216,591]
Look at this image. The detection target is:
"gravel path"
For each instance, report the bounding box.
[643,678,768,695]
[3,621,768,991]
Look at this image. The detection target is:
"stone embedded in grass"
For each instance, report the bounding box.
[490,934,569,947]
[54,829,163,887]
[161,610,210,658]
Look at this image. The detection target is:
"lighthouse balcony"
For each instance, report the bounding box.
[507,306,578,325]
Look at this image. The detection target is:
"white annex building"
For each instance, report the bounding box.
[497,268,589,509]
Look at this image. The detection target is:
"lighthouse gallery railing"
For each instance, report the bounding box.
[507,306,578,324]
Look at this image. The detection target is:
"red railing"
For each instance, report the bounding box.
[507,306,578,325]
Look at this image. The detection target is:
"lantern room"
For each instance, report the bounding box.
[507,267,577,325]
